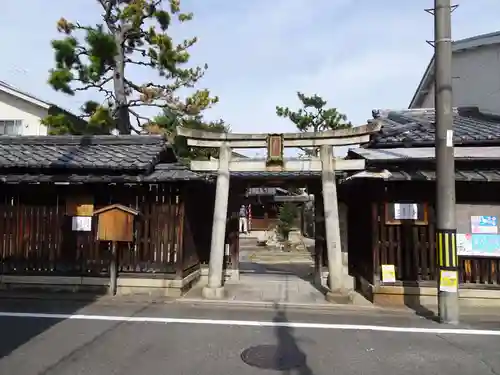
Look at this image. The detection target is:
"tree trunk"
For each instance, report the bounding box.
[113,32,131,134]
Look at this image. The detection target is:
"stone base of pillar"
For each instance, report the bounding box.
[230,270,240,281]
[325,290,352,304]
[202,286,226,299]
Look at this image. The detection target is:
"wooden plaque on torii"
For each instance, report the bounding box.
[266,133,284,167]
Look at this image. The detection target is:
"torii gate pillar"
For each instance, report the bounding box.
[320,144,344,296]
[202,144,231,299]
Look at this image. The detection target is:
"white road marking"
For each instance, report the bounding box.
[0,311,499,336]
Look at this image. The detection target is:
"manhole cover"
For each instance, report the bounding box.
[241,344,306,370]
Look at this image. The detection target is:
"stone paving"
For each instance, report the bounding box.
[227,274,328,304]
[183,272,329,305]
[182,238,333,305]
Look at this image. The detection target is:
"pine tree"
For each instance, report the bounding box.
[44,0,217,135]
[276,92,351,155]
[146,109,230,160]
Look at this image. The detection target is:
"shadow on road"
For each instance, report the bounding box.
[239,279,316,373]
[403,285,440,323]
[272,303,314,375]
[0,293,103,360]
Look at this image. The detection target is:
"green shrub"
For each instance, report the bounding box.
[277,202,298,240]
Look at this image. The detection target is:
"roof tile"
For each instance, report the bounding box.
[0,163,206,184]
[0,135,172,171]
[369,108,500,148]
[386,169,500,182]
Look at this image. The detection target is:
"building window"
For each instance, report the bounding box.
[0,120,22,135]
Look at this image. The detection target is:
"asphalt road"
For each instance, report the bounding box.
[1,299,500,374]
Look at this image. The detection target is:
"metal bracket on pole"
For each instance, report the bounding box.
[424,4,458,15]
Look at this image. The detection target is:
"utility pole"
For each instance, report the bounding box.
[432,0,459,324]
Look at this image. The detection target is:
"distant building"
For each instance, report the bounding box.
[0,80,81,136]
[409,31,500,114]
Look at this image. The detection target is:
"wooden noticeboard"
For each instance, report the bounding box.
[93,204,139,242]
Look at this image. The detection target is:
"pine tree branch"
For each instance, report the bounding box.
[74,76,115,100]
[98,0,115,22]
[74,76,113,90]
[124,58,154,67]
[121,0,162,38]
[123,78,183,109]
[73,22,97,32]
[127,101,175,108]
[128,108,150,130]
[126,47,148,55]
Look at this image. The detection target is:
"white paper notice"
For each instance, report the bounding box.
[72,216,92,232]
[394,203,418,220]
[446,129,453,147]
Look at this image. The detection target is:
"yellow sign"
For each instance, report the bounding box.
[66,196,94,216]
[439,270,458,293]
[75,204,94,216]
[381,264,396,283]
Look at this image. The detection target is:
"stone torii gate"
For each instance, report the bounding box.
[177,124,381,300]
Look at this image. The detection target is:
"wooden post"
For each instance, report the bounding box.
[110,241,118,296]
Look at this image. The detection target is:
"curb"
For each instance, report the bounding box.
[0,292,177,305]
[0,292,380,312]
[0,292,102,302]
[175,297,384,312]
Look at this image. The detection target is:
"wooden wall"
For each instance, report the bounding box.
[0,183,203,278]
[343,180,500,287]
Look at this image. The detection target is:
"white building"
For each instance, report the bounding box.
[0,80,83,136]
[0,80,53,135]
[409,31,500,114]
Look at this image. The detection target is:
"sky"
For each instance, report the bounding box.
[2,0,500,156]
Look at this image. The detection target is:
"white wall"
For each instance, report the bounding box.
[0,91,48,135]
[417,44,500,114]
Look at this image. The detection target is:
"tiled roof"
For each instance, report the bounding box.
[389,169,500,182]
[368,107,500,148]
[349,146,500,161]
[145,163,208,181]
[0,163,207,184]
[0,135,207,183]
[0,135,173,172]
[388,169,500,182]
[345,169,500,183]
